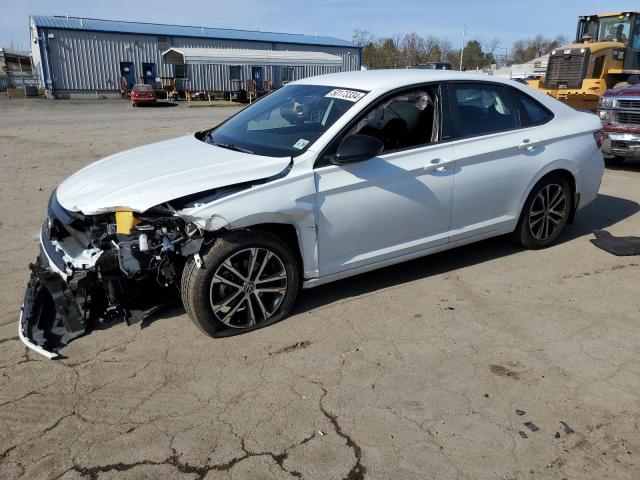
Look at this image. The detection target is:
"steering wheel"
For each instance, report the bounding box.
[310,107,324,123]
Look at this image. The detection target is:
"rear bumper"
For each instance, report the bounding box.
[602,132,640,159]
[132,97,156,104]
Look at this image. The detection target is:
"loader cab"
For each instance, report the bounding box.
[577,12,640,70]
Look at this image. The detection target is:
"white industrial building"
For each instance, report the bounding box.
[493,55,549,80]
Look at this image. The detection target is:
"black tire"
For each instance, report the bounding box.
[604,156,625,167]
[514,174,572,249]
[181,230,300,338]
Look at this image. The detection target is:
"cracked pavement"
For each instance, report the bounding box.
[1,96,639,479]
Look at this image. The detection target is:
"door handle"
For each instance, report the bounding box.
[424,158,452,172]
[518,139,537,151]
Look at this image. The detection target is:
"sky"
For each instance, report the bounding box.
[0,0,635,53]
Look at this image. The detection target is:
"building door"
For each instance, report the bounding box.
[251,66,264,92]
[120,62,135,89]
[142,63,157,87]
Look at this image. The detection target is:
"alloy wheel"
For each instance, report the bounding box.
[528,183,567,241]
[209,248,288,328]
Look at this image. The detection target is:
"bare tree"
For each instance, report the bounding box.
[438,38,454,63]
[483,37,501,57]
[402,32,425,66]
[357,28,570,71]
[423,36,441,62]
[391,33,404,59]
[352,29,374,47]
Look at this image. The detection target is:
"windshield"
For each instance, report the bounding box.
[133,84,154,92]
[202,84,367,157]
[582,15,632,43]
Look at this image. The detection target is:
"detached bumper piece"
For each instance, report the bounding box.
[19,257,88,359]
[19,255,178,359]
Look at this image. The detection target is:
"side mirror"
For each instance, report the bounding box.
[332,134,384,165]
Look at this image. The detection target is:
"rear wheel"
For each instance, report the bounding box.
[181,230,300,337]
[515,174,571,249]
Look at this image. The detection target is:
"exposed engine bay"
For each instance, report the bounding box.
[19,138,297,359]
[21,191,208,358]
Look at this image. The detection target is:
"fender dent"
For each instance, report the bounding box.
[204,214,230,231]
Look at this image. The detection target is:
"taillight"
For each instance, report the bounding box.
[593,129,605,149]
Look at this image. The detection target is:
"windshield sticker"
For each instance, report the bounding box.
[325,89,366,102]
[293,138,310,150]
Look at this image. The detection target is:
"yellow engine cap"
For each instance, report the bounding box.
[115,211,140,235]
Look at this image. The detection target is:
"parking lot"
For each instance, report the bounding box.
[0,95,639,479]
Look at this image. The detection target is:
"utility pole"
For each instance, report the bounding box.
[459,26,467,71]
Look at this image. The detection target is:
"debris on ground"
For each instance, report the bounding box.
[269,341,312,356]
[560,421,574,434]
[516,409,526,416]
[524,422,539,432]
[519,431,528,439]
[591,230,640,256]
[554,432,561,439]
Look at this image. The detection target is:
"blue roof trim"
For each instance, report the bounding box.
[31,15,358,49]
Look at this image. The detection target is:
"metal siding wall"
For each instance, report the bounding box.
[171,37,272,91]
[273,43,360,82]
[47,29,167,91]
[43,29,359,92]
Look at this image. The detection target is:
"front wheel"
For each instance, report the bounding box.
[515,175,571,249]
[181,230,300,338]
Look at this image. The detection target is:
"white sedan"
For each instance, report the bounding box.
[21,70,605,358]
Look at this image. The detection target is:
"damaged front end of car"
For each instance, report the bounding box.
[19,191,206,359]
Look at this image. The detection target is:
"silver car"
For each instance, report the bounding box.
[20,70,605,358]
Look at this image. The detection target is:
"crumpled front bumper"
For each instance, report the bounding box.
[19,253,87,359]
[19,191,196,359]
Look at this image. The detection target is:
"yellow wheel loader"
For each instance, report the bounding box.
[529,12,640,111]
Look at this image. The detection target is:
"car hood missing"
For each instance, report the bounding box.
[56,134,291,214]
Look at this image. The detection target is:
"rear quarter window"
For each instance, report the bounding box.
[509,88,554,127]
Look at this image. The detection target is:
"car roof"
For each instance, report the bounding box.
[293,69,517,93]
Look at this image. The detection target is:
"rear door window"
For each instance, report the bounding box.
[448,83,519,138]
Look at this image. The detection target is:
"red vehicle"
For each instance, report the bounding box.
[131,84,157,106]
[597,78,640,165]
